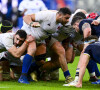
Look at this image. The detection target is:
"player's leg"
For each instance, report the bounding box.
[40,39,73,83]
[10,65,22,79]
[76,43,100,86]
[87,60,99,82]
[62,39,75,63]
[76,53,90,88]
[0,60,10,81]
[18,40,36,84]
[27,43,46,81]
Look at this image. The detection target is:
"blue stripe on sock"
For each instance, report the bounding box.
[64,70,70,78]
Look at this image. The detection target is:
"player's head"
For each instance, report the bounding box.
[0,20,13,33]
[13,30,27,47]
[57,7,71,25]
[71,16,83,32]
[74,12,86,19]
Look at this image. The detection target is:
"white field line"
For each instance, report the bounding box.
[0,86,10,88]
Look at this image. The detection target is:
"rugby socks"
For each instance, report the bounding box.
[64,70,70,78]
[87,60,95,74]
[94,62,100,77]
[86,60,100,77]
[75,68,80,77]
[74,68,80,82]
[22,54,33,74]
[28,61,39,74]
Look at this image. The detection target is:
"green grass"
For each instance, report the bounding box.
[0,56,100,90]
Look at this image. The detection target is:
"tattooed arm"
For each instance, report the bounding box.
[82,23,91,38]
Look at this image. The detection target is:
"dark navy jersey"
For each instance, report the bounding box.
[95,15,100,20]
[79,19,100,37]
[84,42,100,64]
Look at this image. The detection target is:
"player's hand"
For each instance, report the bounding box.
[26,35,35,43]
[30,22,40,28]
[91,20,100,25]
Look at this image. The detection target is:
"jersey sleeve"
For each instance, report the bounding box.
[35,11,49,22]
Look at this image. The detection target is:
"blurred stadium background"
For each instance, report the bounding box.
[0,0,100,31]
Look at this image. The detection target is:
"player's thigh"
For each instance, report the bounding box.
[35,43,46,56]
[49,41,65,65]
[51,41,65,56]
[27,41,36,56]
[65,46,75,63]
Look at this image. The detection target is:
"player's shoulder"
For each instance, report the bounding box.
[80,19,93,26]
[0,33,14,39]
[36,10,57,16]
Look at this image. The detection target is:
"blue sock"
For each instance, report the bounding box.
[22,54,33,74]
[28,61,39,74]
[94,62,100,77]
[87,60,95,73]
[64,70,70,78]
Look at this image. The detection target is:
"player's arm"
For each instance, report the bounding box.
[82,23,91,38]
[23,14,40,27]
[8,42,28,58]
[23,14,35,25]
[91,16,100,25]
[18,9,27,17]
[76,53,90,88]
[8,35,34,58]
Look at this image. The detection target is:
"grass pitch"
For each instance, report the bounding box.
[0,56,100,90]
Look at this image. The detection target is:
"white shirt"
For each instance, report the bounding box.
[0,33,22,66]
[0,33,14,51]
[18,0,48,15]
[22,11,60,41]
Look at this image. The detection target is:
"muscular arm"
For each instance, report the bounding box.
[8,35,34,58]
[8,42,28,58]
[82,23,91,38]
[23,14,35,25]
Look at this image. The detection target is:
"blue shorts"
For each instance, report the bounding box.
[84,42,100,64]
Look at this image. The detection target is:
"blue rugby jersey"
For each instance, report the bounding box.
[79,19,100,37]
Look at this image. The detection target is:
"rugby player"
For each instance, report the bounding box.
[0,30,34,81]
[63,11,100,86]
[75,36,100,87]
[0,20,13,33]
[69,15,100,87]
[18,7,73,84]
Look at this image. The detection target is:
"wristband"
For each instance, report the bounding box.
[29,21,34,27]
[25,40,29,45]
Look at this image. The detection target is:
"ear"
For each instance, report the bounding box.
[58,13,63,18]
[14,34,16,38]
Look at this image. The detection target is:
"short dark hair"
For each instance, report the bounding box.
[71,16,83,25]
[15,30,27,40]
[58,7,71,15]
[1,20,13,33]
[74,12,86,19]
